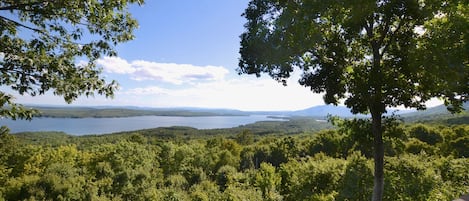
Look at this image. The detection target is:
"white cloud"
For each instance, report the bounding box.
[97,56,135,74]
[425,98,443,108]
[97,56,229,85]
[12,57,326,111]
[124,86,170,95]
[119,74,325,111]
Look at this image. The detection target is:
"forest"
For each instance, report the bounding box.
[0,117,468,201]
[0,0,467,200]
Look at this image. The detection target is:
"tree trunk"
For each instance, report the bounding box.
[371,111,384,201]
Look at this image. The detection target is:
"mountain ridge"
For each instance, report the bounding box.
[23,103,468,121]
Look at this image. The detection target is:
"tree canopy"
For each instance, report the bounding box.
[1,123,469,200]
[239,0,467,113]
[0,0,144,119]
[239,0,468,200]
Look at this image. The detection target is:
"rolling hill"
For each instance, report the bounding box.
[26,102,469,125]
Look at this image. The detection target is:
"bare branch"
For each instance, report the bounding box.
[0,15,43,33]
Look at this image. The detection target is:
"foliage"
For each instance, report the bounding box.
[279,154,345,201]
[336,152,373,201]
[238,1,468,200]
[0,123,468,200]
[239,0,468,112]
[384,154,438,200]
[408,124,443,145]
[235,129,254,145]
[255,163,282,200]
[0,0,144,119]
[306,130,345,158]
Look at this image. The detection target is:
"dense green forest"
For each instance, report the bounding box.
[1,118,468,200]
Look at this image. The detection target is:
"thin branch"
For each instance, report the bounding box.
[380,16,405,57]
[365,19,373,39]
[0,2,46,11]
[0,15,92,48]
[76,20,91,27]
[0,15,43,33]
[377,17,390,47]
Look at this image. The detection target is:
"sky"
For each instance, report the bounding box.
[10,0,441,111]
[13,0,327,111]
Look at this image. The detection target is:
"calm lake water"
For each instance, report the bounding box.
[0,115,278,135]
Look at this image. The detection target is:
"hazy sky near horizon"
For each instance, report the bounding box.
[10,0,441,111]
[13,0,329,111]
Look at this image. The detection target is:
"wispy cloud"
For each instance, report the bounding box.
[97,56,229,85]
[124,86,170,95]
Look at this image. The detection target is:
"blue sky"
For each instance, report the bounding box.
[9,1,442,111]
[13,0,327,111]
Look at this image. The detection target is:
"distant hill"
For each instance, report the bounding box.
[25,105,378,119]
[25,102,469,123]
[30,106,249,118]
[289,105,362,118]
[29,104,363,119]
[402,102,468,116]
[401,102,469,124]
[287,105,408,117]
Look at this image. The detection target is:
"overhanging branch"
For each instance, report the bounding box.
[0,2,47,11]
[0,15,42,33]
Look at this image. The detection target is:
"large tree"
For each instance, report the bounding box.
[239,0,468,200]
[0,0,143,119]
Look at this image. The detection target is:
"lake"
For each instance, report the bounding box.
[0,115,279,135]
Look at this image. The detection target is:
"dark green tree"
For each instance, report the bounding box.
[408,124,443,145]
[236,129,254,145]
[238,1,468,200]
[0,0,144,119]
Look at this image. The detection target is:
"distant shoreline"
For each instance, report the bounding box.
[33,107,249,118]
[37,113,248,119]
